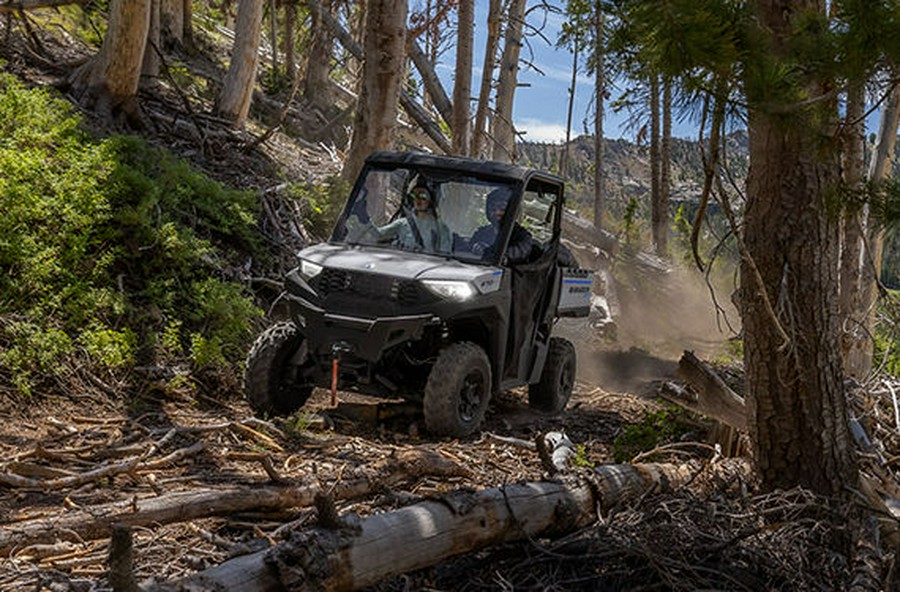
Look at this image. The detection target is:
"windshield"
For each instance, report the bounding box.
[331,165,519,262]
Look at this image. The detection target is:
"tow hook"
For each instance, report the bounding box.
[330,341,353,406]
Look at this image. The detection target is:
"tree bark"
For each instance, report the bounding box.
[284,0,296,82]
[160,0,184,49]
[472,0,501,159]
[840,81,867,379]
[649,73,664,256]
[308,0,450,153]
[491,0,525,162]
[303,0,333,104]
[659,77,671,257]
[182,0,194,50]
[141,0,161,80]
[451,0,473,156]
[408,37,453,126]
[593,3,605,229]
[215,0,265,128]
[674,350,746,430]
[560,40,578,179]
[153,460,748,592]
[68,0,151,124]
[743,0,858,496]
[340,0,408,182]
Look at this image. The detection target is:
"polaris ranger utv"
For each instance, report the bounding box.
[244,151,592,437]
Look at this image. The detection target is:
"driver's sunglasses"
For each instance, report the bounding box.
[410,191,430,201]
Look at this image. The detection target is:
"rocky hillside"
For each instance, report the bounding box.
[518,131,750,220]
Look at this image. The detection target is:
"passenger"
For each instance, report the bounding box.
[470,188,541,263]
[351,184,452,253]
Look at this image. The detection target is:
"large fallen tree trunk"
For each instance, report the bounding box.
[153,459,750,592]
[0,449,464,556]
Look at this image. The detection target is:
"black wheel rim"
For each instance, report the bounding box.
[458,369,486,422]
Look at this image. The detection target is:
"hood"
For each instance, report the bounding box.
[299,243,503,288]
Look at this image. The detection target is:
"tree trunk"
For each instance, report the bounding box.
[593,3,605,230]
[560,39,578,179]
[840,81,867,379]
[215,0,265,128]
[472,0,501,159]
[408,39,453,126]
[160,0,183,49]
[182,0,194,50]
[153,461,746,592]
[284,0,296,82]
[649,73,664,256]
[743,0,858,496]
[340,0,408,182]
[303,0,333,104]
[659,77,671,257]
[69,0,151,124]
[491,0,525,162]
[141,0,161,80]
[269,0,278,75]
[451,0,473,156]
[309,0,450,153]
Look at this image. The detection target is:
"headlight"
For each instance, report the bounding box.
[299,259,323,279]
[422,279,476,302]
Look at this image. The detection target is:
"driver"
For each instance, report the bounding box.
[470,188,540,263]
[366,184,452,253]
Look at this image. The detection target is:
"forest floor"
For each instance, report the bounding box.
[1,18,898,592]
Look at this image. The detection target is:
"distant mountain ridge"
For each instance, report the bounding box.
[517,132,750,219]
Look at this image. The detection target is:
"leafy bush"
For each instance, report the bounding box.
[286,177,349,240]
[612,405,698,463]
[0,74,264,395]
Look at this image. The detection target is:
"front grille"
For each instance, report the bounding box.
[311,268,434,312]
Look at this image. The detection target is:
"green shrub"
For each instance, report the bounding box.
[612,405,697,463]
[286,177,349,240]
[0,74,264,394]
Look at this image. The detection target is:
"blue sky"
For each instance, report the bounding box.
[431,1,701,143]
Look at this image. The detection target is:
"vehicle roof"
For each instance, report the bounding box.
[365,151,563,185]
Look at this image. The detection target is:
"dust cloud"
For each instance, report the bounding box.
[557,261,740,395]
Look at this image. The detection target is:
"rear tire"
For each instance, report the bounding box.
[244,321,313,416]
[424,342,492,438]
[528,337,576,414]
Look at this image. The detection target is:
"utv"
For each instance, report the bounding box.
[244,151,593,437]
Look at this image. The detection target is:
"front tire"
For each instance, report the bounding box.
[528,337,576,414]
[424,342,492,438]
[244,321,313,416]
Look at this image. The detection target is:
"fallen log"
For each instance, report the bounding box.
[0,449,465,556]
[153,459,750,592]
[673,350,746,430]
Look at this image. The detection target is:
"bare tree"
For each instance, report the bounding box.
[452,0,474,155]
[592,2,605,229]
[472,0,501,158]
[215,0,265,128]
[69,0,151,125]
[491,0,526,162]
[341,0,408,182]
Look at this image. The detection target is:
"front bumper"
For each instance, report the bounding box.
[287,293,439,362]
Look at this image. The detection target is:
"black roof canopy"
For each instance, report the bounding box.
[365,151,563,186]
